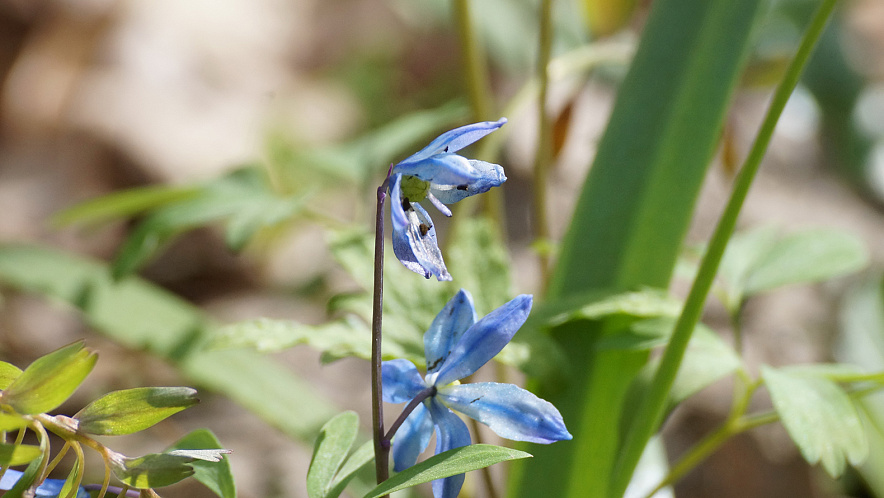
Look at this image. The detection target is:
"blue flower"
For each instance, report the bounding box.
[0,469,90,498]
[382,290,572,498]
[390,119,507,281]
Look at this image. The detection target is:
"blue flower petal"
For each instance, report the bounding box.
[427,399,471,498]
[429,160,507,204]
[0,469,90,498]
[396,153,481,186]
[392,402,434,472]
[438,382,572,444]
[433,295,533,386]
[424,290,477,376]
[382,359,426,403]
[390,174,451,281]
[396,119,507,170]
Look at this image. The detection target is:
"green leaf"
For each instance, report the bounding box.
[716,227,869,313]
[548,289,682,326]
[762,366,868,477]
[112,167,304,278]
[327,441,373,498]
[51,185,200,228]
[112,453,196,489]
[446,218,512,316]
[307,411,360,498]
[363,445,531,498]
[621,321,742,428]
[0,413,29,431]
[2,341,97,414]
[212,318,369,356]
[166,429,236,498]
[75,387,199,435]
[0,244,338,447]
[744,228,868,294]
[4,452,43,498]
[0,361,22,389]
[0,443,42,466]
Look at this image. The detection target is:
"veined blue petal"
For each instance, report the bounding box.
[396,154,480,186]
[382,359,426,403]
[434,295,532,386]
[429,160,507,204]
[392,402,434,472]
[424,290,477,376]
[438,382,572,444]
[390,174,451,281]
[427,399,471,498]
[396,118,507,168]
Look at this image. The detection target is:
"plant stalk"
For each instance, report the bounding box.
[533,0,554,292]
[372,168,393,488]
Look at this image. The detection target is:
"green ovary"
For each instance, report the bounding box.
[400,175,431,202]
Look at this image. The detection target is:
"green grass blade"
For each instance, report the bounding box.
[508,0,764,496]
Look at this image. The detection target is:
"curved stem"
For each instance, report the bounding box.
[383,386,437,443]
[45,441,72,475]
[610,1,839,494]
[372,167,393,489]
[533,0,554,292]
[63,441,85,498]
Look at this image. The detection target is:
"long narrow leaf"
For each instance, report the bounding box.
[510,0,765,496]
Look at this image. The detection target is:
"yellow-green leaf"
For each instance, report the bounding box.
[2,342,97,415]
[76,387,198,436]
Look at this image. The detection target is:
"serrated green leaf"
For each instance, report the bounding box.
[307,411,360,498]
[742,228,868,296]
[363,445,531,498]
[51,185,200,228]
[113,453,195,489]
[212,318,369,356]
[166,429,235,498]
[0,361,22,389]
[621,321,742,430]
[548,289,682,326]
[0,413,29,431]
[446,218,512,316]
[2,342,97,414]
[112,167,304,278]
[75,387,199,436]
[762,366,868,477]
[0,244,339,453]
[0,443,42,466]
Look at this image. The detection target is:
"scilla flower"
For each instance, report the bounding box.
[382,290,571,498]
[391,118,507,281]
[0,469,90,498]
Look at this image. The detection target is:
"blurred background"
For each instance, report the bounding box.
[1,0,884,496]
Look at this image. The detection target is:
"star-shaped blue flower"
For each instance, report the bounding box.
[382,290,571,498]
[0,469,90,498]
[390,118,507,281]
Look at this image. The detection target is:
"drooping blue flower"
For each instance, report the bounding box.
[382,290,571,498]
[0,469,90,498]
[390,119,507,281]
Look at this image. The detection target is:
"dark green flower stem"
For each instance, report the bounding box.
[533,0,554,292]
[372,167,393,488]
[610,0,839,495]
